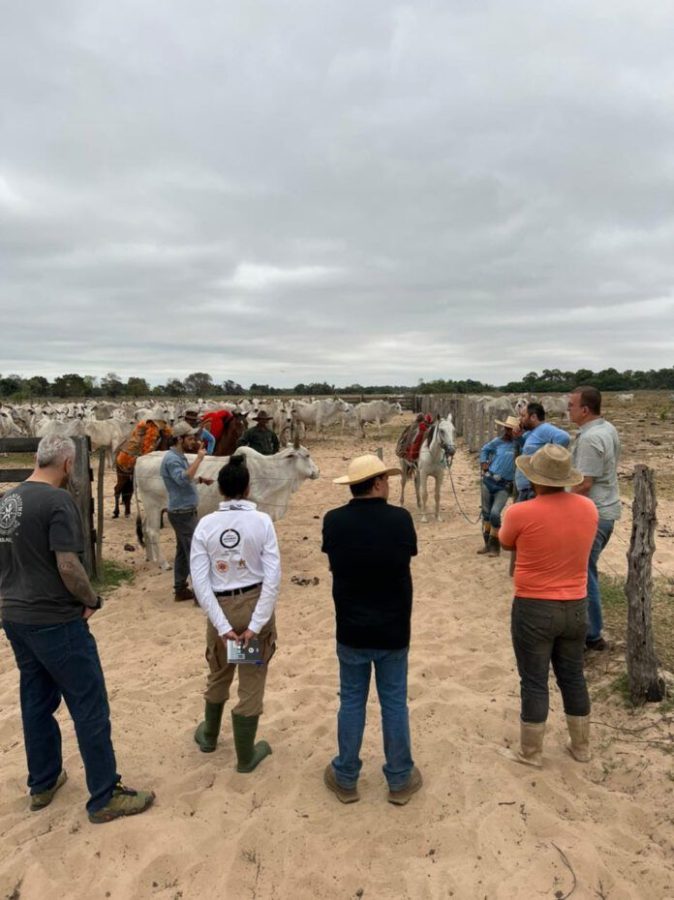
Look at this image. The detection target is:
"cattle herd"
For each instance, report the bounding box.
[0,396,405,465]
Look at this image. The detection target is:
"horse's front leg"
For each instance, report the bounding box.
[420,473,429,523]
[434,473,444,522]
[400,465,407,506]
[414,467,421,509]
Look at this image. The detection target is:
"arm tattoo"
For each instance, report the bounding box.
[56,552,97,606]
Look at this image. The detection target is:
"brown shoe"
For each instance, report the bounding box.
[323,764,359,803]
[387,766,423,805]
[174,586,195,602]
[30,770,68,811]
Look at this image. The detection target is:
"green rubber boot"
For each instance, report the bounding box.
[231,713,272,773]
[194,701,225,753]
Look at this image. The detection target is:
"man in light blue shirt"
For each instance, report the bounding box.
[160,422,213,602]
[477,416,520,557]
[515,402,570,501]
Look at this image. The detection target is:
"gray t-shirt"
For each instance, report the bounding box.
[0,482,84,624]
[572,418,621,521]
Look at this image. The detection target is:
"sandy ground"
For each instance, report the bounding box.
[2,411,674,900]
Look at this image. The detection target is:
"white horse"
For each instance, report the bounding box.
[399,413,456,522]
[418,414,456,522]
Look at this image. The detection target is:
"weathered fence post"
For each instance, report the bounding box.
[68,436,96,580]
[625,464,664,704]
[96,447,106,574]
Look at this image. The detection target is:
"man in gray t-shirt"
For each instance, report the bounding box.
[568,386,621,651]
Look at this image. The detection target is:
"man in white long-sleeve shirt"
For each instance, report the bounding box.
[190,455,281,772]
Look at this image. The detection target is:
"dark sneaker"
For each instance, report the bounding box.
[388,766,423,806]
[174,586,195,602]
[30,770,68,811]
[323,764,359,804]
[88,782,155,824]
[585,637,608,652]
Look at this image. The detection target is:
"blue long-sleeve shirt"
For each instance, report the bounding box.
[479,437,518,482]
[160,448,199,511]
[515,422,570,491]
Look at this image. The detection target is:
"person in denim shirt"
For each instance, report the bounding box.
[477,416,520,557]
[515,402,570,502]
[160,422,213,602]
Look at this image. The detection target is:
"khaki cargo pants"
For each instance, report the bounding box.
[204,586,276,716]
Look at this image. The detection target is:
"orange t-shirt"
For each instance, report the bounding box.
[499,492,599,600]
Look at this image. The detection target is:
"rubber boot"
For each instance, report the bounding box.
[487,531,501,557]
[476,524,491,554]
[194,701,225,753]
[231,713,272,773]
[499,721,545,768]
[566,714,591,762]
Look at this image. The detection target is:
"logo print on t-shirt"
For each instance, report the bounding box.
[0,494,22,538]
[219,529,241,550]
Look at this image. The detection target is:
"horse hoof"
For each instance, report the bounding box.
[436,516,444,523]
[421,516,428,524]
[112,512,119,519]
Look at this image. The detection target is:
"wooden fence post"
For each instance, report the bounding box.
[68,436,96,580]
[625,464,664,704]
[96,448,106,574]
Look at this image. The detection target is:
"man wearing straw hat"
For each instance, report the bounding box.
[322,454,422,805]
[476,415,520,557]
[236,410,280,456]
[498,444,598,768]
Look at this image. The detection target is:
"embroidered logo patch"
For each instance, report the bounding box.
[216,560,229,573]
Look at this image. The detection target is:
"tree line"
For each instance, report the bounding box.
[1,366,673,400]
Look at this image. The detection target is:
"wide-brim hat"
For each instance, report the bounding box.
[495,415,521,430]
[173,421,198,437]
[516,443,584,487]
[253,411,273,422]
[333,454,402,485]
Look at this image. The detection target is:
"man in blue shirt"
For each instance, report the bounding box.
[477,416,520,557]
[160,422,213,601]
[515,402,570,501]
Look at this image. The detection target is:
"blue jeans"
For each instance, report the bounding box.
[3,618,120,813]
[332,643,413,791]
[480,477,511,529]
[587,518,615,641]
[511,598,590,723]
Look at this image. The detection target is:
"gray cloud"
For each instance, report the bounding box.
[2,1,673,386]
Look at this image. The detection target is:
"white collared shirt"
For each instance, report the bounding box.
[190,499,281,636]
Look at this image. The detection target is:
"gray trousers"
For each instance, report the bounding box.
[167,508,198,590]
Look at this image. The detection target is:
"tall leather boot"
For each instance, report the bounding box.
[566,714,591,762]
[194,701,225,753]
[231,713,272,773]
[500,721,545,768]
[476,524,491,554]
[487,529,501,557]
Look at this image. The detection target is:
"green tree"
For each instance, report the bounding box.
[52,373,88,397]
[126,376,150,397]
[184,372,213,395]
[100,372,124,397]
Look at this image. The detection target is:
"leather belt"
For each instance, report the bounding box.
[215,583,262,598]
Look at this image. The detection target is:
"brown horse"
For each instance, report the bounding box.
[113,421,172,518]
[212,412,248,456]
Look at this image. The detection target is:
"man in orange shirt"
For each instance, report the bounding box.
[498,444,598,768]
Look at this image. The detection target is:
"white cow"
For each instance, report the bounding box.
[354,400,403,436]
[134,445,320,570]
[291,398,351,435]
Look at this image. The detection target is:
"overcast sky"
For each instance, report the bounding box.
[2,1,674,387]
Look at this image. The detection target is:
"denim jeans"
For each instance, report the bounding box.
[332,643,413,790]
[516,487,536,503]
[587,518,615,641]
[511,598,590,724]
[3,618,120,813]
[480,478,511,529]
[167,508,198,591]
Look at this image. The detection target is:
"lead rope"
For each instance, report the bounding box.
[446,455,482,525]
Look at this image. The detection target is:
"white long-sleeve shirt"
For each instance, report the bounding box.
[190,500,281,636]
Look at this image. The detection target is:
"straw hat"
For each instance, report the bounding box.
[495,415,521,430]
[333,454,402,485]
[515,444,584,487]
